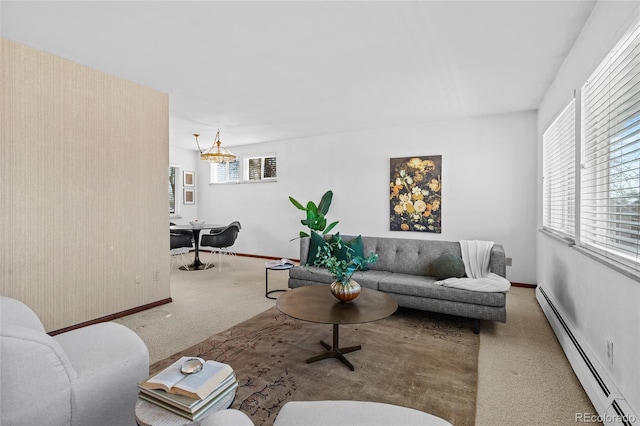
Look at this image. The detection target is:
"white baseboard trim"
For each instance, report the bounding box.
[536,286,638,426]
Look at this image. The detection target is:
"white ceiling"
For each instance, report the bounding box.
[2,1,596,150]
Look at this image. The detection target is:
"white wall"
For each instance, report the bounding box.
[537,0,640,415]
[193,111,537,284]
[169,145,199,223]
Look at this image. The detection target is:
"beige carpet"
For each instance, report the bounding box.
[475,284,600,426]
[116,253,600,425]
[150,305,480,426]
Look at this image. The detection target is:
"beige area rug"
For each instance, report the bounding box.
[151,306,479,426]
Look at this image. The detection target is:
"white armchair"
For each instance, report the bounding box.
[0,296,149,426]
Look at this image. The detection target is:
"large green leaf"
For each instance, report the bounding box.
[289,196,305,211]
[306,207,317,225]
[316,217,327,232]
[324,221,339,234]
[318,190,333,215]
[306,201,318,215]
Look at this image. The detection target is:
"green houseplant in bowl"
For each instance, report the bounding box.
[312,234,378,302]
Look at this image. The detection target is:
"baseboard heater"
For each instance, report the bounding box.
[536,286,638,426]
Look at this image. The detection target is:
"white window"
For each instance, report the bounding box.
[580,21,640,270]
[210,160,240,184]
[169,165,180,216]
[245,154,277,182]
[543,100,576,239]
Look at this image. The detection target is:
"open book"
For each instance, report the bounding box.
[265,258,295,269]
[139,372,237,415]
[140,356,234,400]
[139,381,237,421]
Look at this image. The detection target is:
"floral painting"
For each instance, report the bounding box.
[390,155,442,233]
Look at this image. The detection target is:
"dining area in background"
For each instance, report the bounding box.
[170,221,222,271]
[169,227,194,270]
[169,221,241,271]
[200,221,241,271]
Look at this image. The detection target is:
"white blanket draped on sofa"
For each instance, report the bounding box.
[435,240,511,292]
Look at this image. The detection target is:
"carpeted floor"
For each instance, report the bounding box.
[150,306,480,426]
[116,254,601,425]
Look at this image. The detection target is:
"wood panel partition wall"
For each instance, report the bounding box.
[1,39,171,331]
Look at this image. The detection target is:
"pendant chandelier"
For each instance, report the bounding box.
[193,129,237,163]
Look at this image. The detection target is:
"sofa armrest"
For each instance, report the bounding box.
[299,237,310,266]
[490,244,506,278]
[1,325,74,426]
[0,296,46,332]
[54,322,149,426]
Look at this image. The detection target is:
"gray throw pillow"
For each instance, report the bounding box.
[431,254,465,280]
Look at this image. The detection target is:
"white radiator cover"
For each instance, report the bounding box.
[536,286,638,426]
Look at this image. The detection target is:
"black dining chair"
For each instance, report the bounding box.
[170,228,194,270]
[200,222,241,271]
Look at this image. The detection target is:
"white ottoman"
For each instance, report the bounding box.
[202,400,452,426]
[273,401,452,426]
[199,408,254,426]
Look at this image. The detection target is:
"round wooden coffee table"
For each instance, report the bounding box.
[276,285,398,371]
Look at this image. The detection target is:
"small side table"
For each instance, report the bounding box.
[265,262,293,299]
[135,390,235,426]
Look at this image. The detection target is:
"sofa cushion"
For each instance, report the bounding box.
[289,265,335,284]
[289,267,392,290]
[378,273,505,307]
[306,231,327,265]
[363,237,461,275]
[431,254,465,280]
[331,234,368,270]
[351,270,394,290]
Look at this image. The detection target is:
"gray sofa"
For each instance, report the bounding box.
[288,235,508,333]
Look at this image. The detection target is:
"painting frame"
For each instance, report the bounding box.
[183,188,195,205]
[183,171,195,187]
[389,155,442,233]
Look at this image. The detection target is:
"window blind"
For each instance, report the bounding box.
[211,160,240,183]
[263,156,277,179]
[228,160,240,181]
[169,166,177,214]
[246,155,277,181]
[248,158,262,181]
[543,99,576,238]
[581,21,640,269]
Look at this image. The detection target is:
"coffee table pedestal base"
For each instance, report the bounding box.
[306,324,361,371]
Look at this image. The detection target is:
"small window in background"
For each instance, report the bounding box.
[211,160,240,184]
[245,155,277,182]
[169,165,180,215]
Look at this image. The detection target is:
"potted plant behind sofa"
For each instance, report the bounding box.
[312,234,378,302]
[289,190,339,239]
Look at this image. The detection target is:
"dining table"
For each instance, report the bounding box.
[170,223,223,270]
